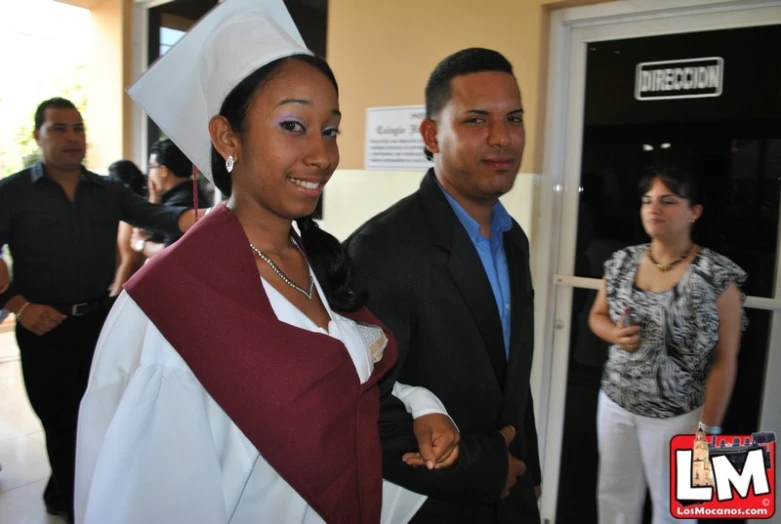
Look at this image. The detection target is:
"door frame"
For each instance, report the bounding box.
[130,0,222,168]
[535,1,781,522]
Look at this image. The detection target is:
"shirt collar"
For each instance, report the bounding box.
[493,200,512,234]
[161,180,192,202]
[30,162,46,184]
[436,177,513,242]
[30,162,101,186]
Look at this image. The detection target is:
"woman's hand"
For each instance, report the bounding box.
[613,323,641,351]
[402,413,460,469]
[589,279,642,351]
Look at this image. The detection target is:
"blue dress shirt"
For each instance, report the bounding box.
[438,181,513,358]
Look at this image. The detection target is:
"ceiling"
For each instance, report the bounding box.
[155,0,326,21]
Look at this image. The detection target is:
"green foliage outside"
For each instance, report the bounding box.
[0,65,88,179]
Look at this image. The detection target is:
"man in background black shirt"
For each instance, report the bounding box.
[131,138,210,258]
[0,97,204,522]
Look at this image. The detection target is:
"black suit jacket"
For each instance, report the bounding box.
[345,170,541,523]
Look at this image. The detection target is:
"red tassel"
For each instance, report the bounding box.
[192,165,199,222]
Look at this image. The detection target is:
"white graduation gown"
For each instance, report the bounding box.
[75,275,438,524]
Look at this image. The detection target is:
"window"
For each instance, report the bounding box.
[159,27,185,56]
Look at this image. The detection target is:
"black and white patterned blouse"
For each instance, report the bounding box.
[601,245,747,419]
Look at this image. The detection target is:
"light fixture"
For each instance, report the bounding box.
[661,143,672,149]
[642,144,654,151]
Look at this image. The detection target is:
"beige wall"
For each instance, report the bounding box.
[328,0,607,174]
[323,0,610,266]
[57,0,104,7]
[323,170,538,242]
[122,0,134,163]
[84,0,133,171]
[67,0,610,226]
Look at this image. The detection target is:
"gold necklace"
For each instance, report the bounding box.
[646,244,692,272]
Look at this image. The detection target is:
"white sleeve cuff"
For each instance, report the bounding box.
[392,381,458,422]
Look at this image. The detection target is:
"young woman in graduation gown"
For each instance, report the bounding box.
[74,2,459,523]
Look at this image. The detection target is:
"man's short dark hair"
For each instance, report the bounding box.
[425,48,515,120]
[34,97,78,131]
[150,138,193,179]
[423,48,515,160]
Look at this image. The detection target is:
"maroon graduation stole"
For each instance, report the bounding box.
[125,205,397,524]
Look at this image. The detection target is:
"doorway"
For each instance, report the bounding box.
[536,2,781,523]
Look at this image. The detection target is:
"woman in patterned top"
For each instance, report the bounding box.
[588,167,747,524]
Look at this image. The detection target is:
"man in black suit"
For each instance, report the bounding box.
[345,48,541,523]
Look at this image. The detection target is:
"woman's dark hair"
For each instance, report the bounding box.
[108,160,146,197]
[638,167,702,206]
[210,54,365,311]
[295,214,366,311]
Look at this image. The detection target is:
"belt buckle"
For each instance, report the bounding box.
[71,302,89,316]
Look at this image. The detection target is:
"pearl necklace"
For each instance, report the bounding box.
[250,236,314,300]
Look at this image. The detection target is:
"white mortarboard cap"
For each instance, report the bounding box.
[127,0,312,184]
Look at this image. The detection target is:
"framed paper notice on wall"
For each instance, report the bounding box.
[365,105,432,171]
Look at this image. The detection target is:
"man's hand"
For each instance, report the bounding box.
[534,485,542,500]
[147,177,161,204]
[499,424,516,447]
[19,304,66,336]
[499,425,527,499]
[402,413,460,470]
[0,258,9,293]
[502,455,527,498]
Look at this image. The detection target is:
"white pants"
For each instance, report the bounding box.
[597,390,701,524]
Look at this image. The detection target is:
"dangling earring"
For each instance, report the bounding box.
[225,155,235,173]
[690,218,696,224]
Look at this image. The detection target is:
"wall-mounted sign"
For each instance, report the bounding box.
[365,105,432,171]
[635,57,724,101]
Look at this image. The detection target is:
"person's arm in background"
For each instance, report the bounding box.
[135,181,196,259]
[700,283,743,430]
[589,279,641,350]
[0,254,8,294]
[0,249,10,325]
[110,222,145,296]
[0,186,66,335]
[346,232,509,503]
[0,185,16,306]
[117,182,207,236]
[0,255,8,324]
[129,228,166,260]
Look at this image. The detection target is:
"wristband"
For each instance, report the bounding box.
[698,421,722,435]
[16,301,31,320]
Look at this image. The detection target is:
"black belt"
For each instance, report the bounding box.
[50,295,115,317]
